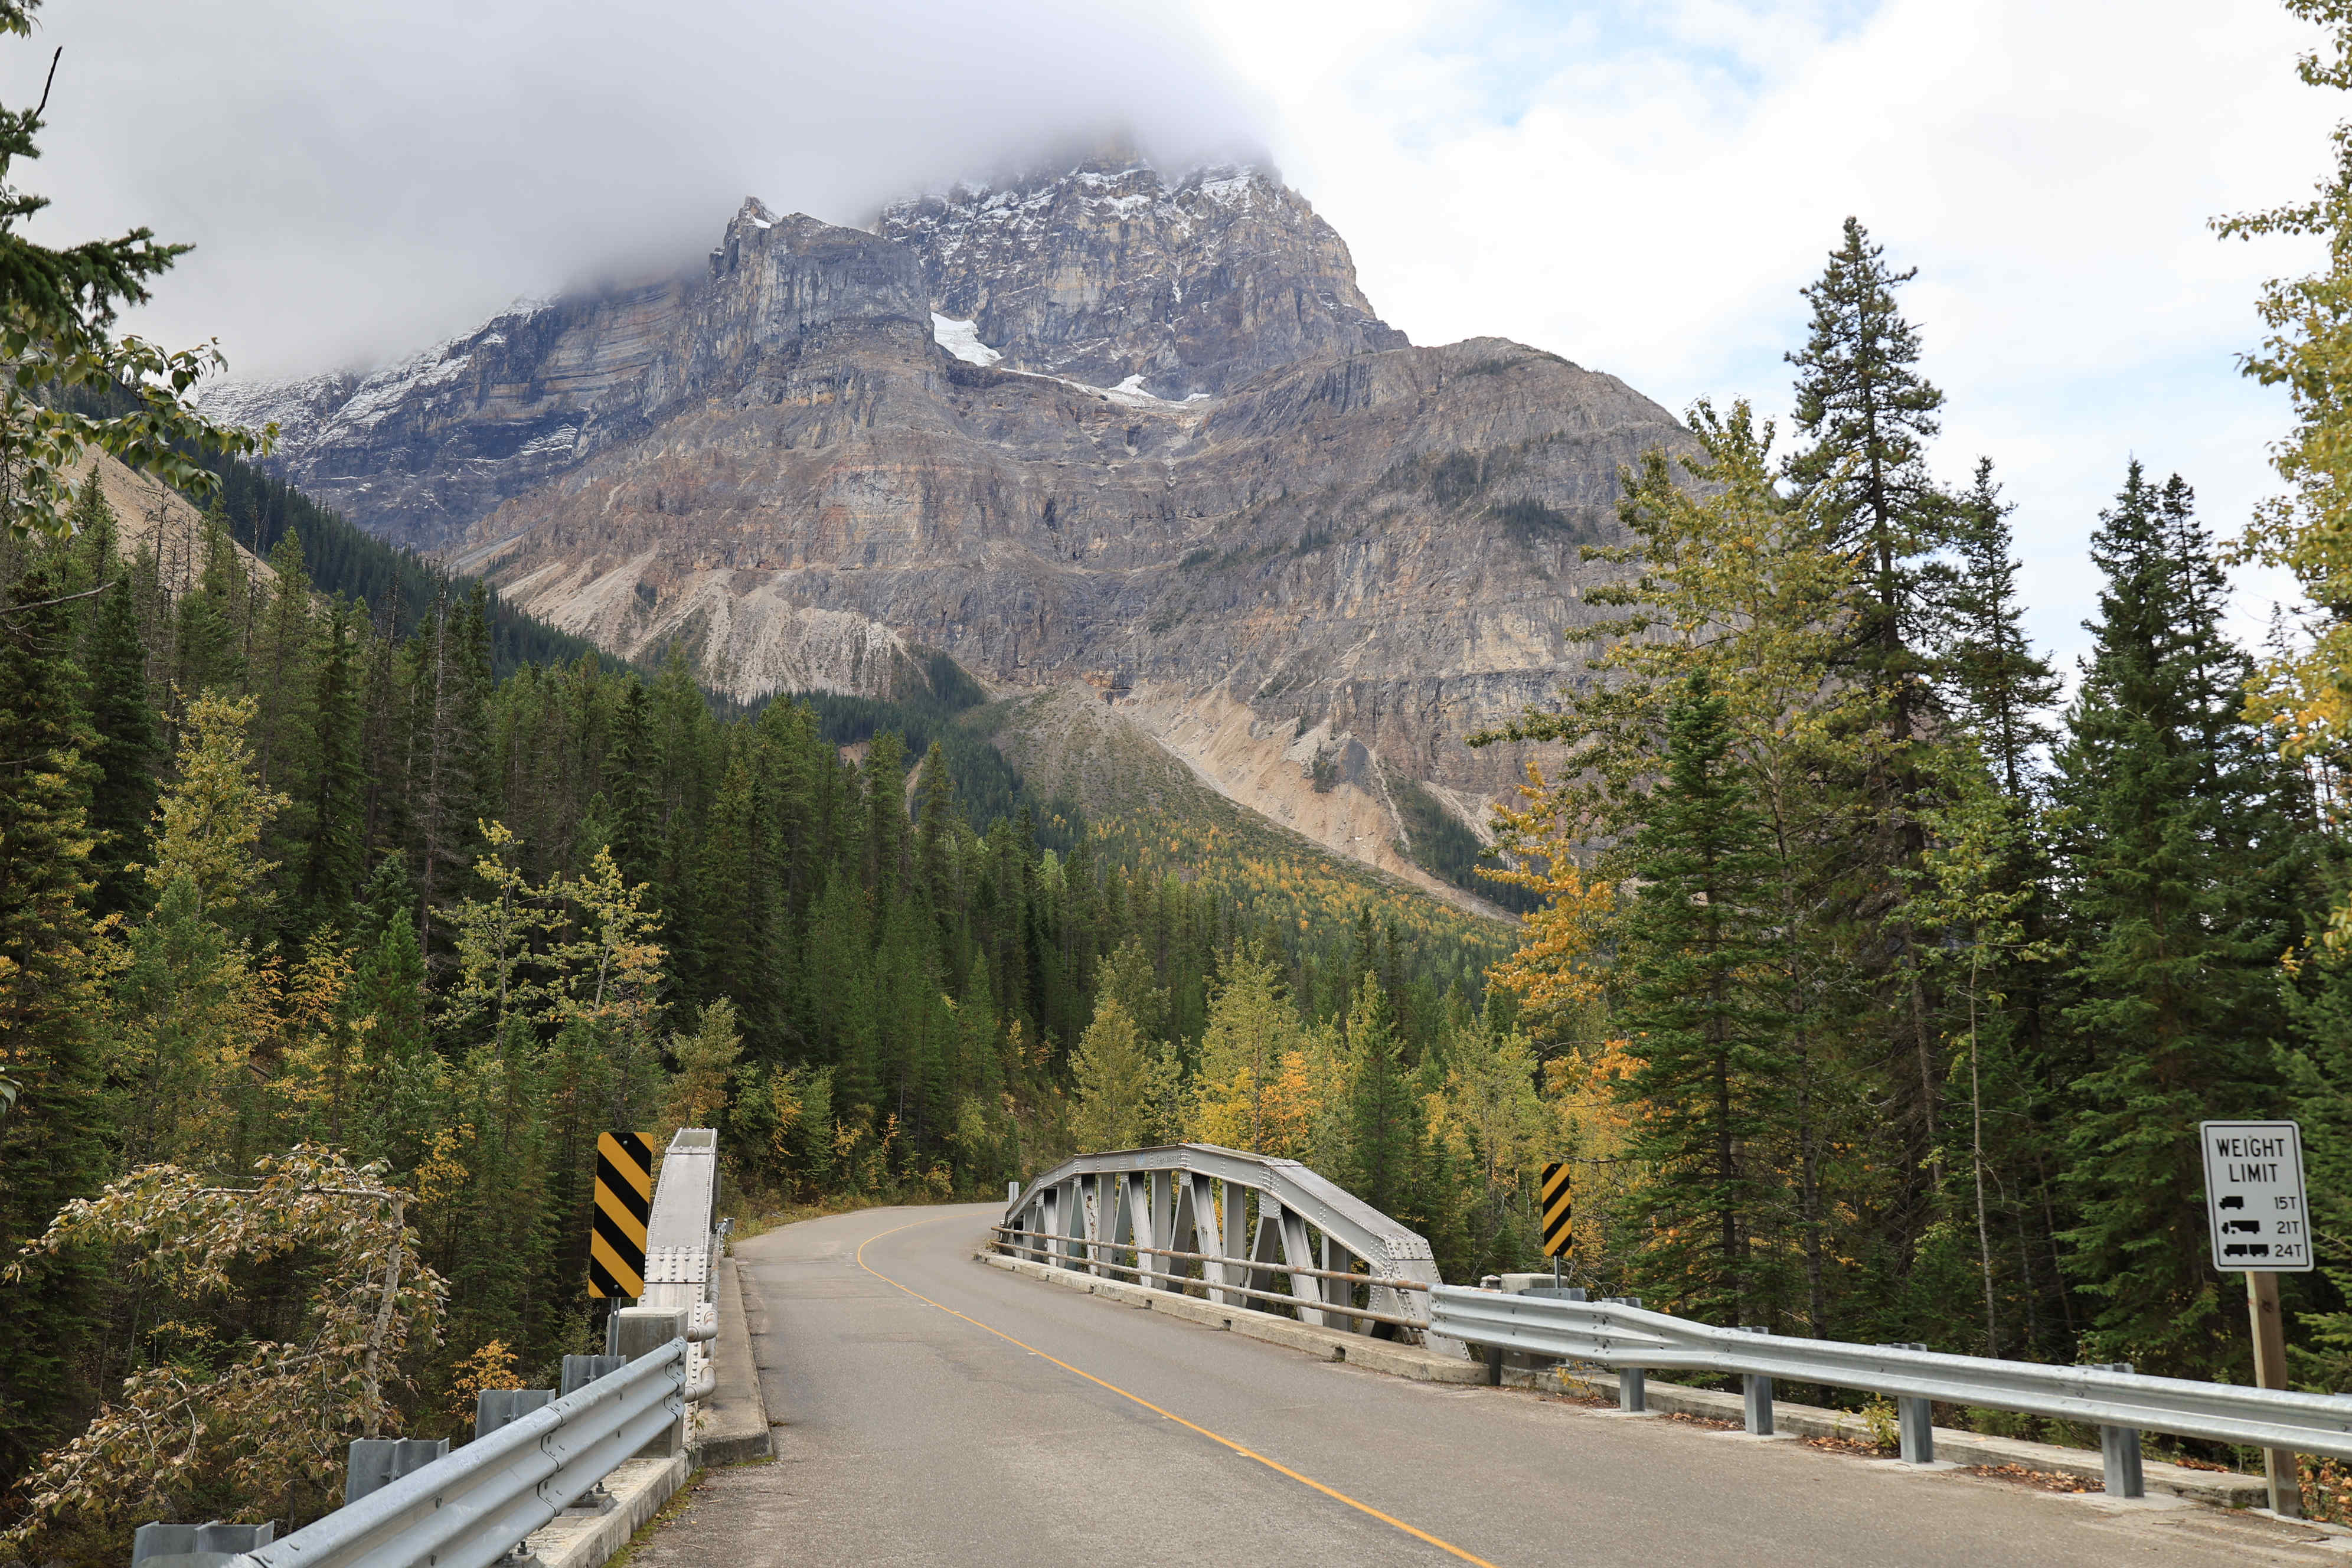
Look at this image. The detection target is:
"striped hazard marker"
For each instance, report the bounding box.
[1540,1161,1572,1260]
[590,1131,653,1299]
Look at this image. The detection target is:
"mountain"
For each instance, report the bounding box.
[201,155,1693,909]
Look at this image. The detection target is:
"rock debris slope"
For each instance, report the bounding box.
[203,155,1693,898]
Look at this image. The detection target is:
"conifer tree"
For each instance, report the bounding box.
[81,571,155,920]
[0,561,109,1479]
[2053,462,2304,1374]
[1786,217,1951,711]
[1612,672,1791,1326]
[1937,459,2060,797]
[1342,975,1419,1217]
[300,599,366,915]
[1071,997,1171,1151]
[1783,222,1964,1268]
[249,528,313,795]
[603,677,660,886]
[171,509,248,703]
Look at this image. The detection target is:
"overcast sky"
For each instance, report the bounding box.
[7,0,2335,668]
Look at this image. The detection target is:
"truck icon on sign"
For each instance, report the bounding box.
[2223,1220,2262,1235]
[2223,1243,2273,1259]
[2220,1195,2246,1211]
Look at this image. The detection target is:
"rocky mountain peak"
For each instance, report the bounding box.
[878,155,1406,398]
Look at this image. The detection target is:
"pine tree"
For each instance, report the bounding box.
[2053,462,2304,1375]
[1612,672,1791,1326]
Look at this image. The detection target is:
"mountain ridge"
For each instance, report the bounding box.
[200,156,1696,893]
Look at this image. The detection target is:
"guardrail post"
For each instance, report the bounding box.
[614,1308,689,1456]
[1877,1344,1934,1464]
[562,1354,628,1396]
[2090,1364,2144,1498]
[1598,1298,1647,1412]
[1736,1326,1774,1435]
[345,1437,449,1504]
[130,1521,275,1566]
[477,1387,556,1441]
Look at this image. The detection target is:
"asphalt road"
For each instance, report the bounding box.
[623,1203,2346,1567]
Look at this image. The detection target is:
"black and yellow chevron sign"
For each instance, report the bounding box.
[1540,1161,1573,1259]
[590,1131,653,1299]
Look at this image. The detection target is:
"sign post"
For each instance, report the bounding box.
[2200,1119,2311,1518]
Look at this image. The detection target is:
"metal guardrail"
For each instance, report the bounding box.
[226,1337,686,1568]
[1005,1143,1443,1340]
[1430,1286,2352,1486]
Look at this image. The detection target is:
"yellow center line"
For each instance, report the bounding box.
[853,1213,1501,1568]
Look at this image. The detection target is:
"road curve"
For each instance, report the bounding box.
[623,1203,2337,1567]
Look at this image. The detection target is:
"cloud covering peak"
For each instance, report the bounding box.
[11,0,1265,378]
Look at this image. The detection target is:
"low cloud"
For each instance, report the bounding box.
[11,0,1265,377]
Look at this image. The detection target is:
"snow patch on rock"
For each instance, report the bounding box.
[929,314,1002,367]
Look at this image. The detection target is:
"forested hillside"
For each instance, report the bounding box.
[0,469,1525,1557]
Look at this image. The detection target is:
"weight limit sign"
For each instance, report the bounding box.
[2200,1120,2312,1273]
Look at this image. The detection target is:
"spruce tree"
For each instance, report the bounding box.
[1786,216,1951,706]
[1612,672,1791,1325]
[1343,975,1419,1217]
[1937,459,2059,797]
[300,599,366,916]
[2053,462,2304,1375]
[82,571,156,920]
[1785,219,1960,1273]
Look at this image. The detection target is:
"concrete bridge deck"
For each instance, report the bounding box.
[622,1203,2343,1567]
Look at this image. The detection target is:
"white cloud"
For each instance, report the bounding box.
[1190,0,2337,667]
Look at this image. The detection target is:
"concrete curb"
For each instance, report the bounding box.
[692,1257,773,1466]
[524,1455,688,1568]
[975,1250,1484,1384]
[981,1247,2269,1512]
[1525,1368,2268,1510]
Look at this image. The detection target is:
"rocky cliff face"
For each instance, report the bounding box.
[204,202,923,552]
[204,158,1691,897]
[877,159,1406,398]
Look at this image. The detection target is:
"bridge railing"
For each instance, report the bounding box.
[1430,1286,2352,1495]
[134,1128,729,1568]
[1001,1143,1443,1340]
